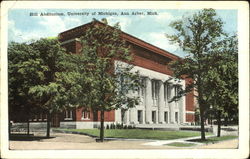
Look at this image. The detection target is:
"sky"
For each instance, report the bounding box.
[8,9,237,57]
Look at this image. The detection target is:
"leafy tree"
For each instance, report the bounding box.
[8,38,78,137]
[203,35,238,136]
[166,9,226,140]
[73,19,141,142]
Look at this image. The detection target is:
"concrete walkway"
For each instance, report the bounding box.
[143,135,215,146]
[9,132,238,150]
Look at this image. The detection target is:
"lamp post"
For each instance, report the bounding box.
[210,105,213,126]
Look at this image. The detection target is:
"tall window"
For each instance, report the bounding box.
[174,85,181,97]
[164,111,168,123]
[137,110,143,124]
[175,112,178,123]
[152,111,156,123]
[64,110,73,120]
[152,80,159,100]
[164,83,171,101]
[140,78,146,98]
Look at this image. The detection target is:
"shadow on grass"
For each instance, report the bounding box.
[9,134,55,141]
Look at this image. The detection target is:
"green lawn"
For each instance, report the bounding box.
[187,135,238,144]
[55,128,212,140]
[165,142,197,147]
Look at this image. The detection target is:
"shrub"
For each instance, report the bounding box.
[128,125,133,129]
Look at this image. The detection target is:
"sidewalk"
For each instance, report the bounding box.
[142,135,215,146]
[9,132,238,150]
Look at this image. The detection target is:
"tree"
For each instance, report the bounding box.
[8,38,78,137]
[202,35,238,137]
[73,19,141,142]
[8,41,45,135]
[166,9,226,140]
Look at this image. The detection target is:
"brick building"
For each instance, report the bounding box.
[13,21,196,129]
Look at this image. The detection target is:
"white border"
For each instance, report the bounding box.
[1,1,249,159]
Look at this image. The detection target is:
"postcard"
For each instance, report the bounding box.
[1,1,249,159]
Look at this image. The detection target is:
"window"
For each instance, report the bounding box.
[164,111,168,123]
[174,85,181,97]
[137,110,143,124]
[152,111,156,123]
[33,115,37,121]
[140,78,146,98]
[82,111,90,120]
[38,113,43,121]
[175,112,178,123]
[43,113,47,121]
[151,80,159,100]
[64,110,73,120]
[164,83,171,101]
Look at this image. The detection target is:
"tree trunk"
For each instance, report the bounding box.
[200,106,206,140]
[217,111,221,137]
[99,110,105,142]
[46,112,51,138]
[27,118,30,135]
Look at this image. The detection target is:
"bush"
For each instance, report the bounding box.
[110,123,115,129]
[116,123,123,129]
[106,124,110,129]
[128,125,133,129]
[123,125,128,129]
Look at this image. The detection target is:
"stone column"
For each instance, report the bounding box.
[115,109,122,123]
[145,77,152,124]
[169,84,175,123]
[179,84,186,124]
[124,110,130,124]
[158,80,165,124]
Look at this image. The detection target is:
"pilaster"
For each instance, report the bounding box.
[158,80,165,124]
[145,77,152,124]
[169,84,175,123]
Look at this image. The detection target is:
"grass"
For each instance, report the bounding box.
[187,135,238,144]
[55,128,212,140]
[165,142,197,147]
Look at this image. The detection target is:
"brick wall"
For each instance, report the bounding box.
[186,113,195,122]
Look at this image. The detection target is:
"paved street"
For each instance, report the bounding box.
[9,132,238,150]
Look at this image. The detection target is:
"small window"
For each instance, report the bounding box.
[82,111,90,120]
[64,110,73,120]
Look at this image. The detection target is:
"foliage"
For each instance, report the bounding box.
[8,38,78,137]
[166,9,238,140]
[69,19,141,142]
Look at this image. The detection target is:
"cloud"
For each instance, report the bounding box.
[38,16,66,36]
[106,16,132,31]
[155,12,174,22]
[8,20,45,42]
[138,32,185,57]
[8,15,87,43]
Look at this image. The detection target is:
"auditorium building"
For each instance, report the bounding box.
[15,21,196,129]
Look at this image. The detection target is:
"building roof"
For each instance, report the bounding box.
[58,20,181,61]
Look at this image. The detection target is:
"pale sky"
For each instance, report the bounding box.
[8,9,237,57]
